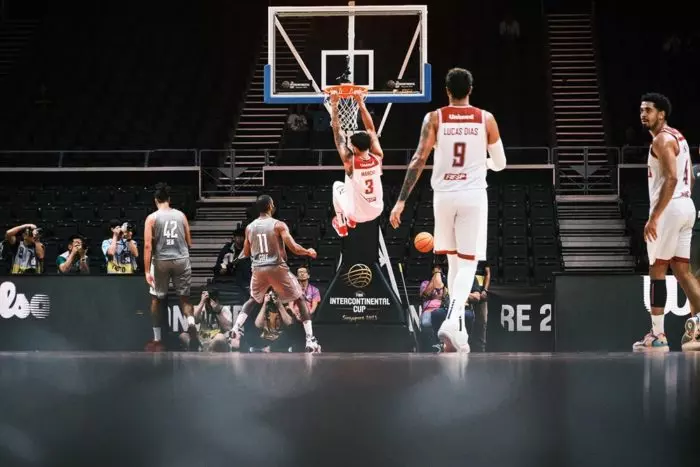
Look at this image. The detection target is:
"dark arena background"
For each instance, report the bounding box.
[1,0,699,465]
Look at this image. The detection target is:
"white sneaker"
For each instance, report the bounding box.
[305,336,322,353]
[682,317,700,351]
[437,315,470,353]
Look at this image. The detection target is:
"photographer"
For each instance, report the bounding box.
[102,219,139,274]
[4,223,44,274]
[180,288,239,352]
[250,290,297,352]
[57,235,90,274]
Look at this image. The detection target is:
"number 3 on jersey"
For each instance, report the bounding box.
[364,179,374,195]
[163,220,178,246]
[453,142,466,167]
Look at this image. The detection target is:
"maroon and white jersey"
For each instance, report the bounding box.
[345,152,384,218]
[648,126,691,211]
[431,105,488,192]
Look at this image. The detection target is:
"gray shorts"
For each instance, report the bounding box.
[153,257,191,299]
[250,264,302,304]
[691,232,700,276]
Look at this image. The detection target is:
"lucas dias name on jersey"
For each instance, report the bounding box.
[443,127,479,136]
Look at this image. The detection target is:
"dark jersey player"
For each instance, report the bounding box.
[231,195,321,353]
[685,161,700,349]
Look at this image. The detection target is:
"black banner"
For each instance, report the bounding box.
[486,286,554,352]
[0,275,152,351]
[554,274,691,351]
[315,219,405,324]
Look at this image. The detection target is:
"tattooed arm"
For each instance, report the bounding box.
[389,112,437,228]
[330,93,353,174]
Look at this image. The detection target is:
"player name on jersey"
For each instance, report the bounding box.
[442,127,479,136]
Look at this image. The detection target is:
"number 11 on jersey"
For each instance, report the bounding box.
[257,233,269,253]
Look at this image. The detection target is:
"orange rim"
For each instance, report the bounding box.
[323,84,368,98]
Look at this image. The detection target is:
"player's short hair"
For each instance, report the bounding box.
[154,182,171,203]
[350,131,371,152]
[446,68,473,99]
[641,92,672,119]
[256,194,273,214]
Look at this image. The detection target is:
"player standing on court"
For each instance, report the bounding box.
[144,183,196,351]
[634,93,700,352]
[685,159,700,349]
[329,90,384,237]
[389,68,506,353]
[230,195,321,352]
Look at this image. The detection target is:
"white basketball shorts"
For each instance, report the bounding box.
[647,197,695,265]
[333,180,382,223]
[433,189,488,261]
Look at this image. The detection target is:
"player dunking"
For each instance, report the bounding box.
[389,68,506,352]
[144,183,196,351]
[634,93,700,352]
[231,195,321,352]
[329,90,384,237]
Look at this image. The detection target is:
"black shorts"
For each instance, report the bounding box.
[691,231,700,276]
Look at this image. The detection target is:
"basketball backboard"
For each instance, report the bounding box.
[264,3,431,105]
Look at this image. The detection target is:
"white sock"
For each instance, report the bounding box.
[234,312,248,332]
[303,320,313,338]
[332,182,346,224]
[153,327,161,342]
[447,254,459,293]
[445,259,477,330]
[651,314,665,335]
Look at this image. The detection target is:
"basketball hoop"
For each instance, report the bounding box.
[323,84,368,134]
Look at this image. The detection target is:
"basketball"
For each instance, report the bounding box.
[414,232,433,253]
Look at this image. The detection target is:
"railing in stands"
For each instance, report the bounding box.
[621,145,699,164]
[0,149,199,168]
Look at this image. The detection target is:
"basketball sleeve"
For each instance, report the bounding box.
[486,139,506,172]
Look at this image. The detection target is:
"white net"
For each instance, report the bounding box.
[323,84,368,134]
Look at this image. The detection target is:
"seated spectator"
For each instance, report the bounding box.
[295,266,321,316]
[180,288,240,352]
[214,228,250,285]
[102,219,139,274]
[57,235,90,274]
[4,223,44,274]
[419,264,447,330]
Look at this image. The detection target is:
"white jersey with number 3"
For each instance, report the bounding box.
[648,126,691,210]
[431,105,488,192]
[345,153,383,221]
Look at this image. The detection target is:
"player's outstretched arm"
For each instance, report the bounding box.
[276,221,317,259]
[355,91,383,158]
[389,111,437,228]
[330,92,352,169]
[485,111,506,172]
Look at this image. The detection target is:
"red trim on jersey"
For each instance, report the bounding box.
[353,153,381,170]
[439,106,483,124]
[457,252,476,260]
[672,256,690,263]
[434,249,457,255]
[661,126,686,142]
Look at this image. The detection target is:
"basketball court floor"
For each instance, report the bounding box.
[0,351,698,466]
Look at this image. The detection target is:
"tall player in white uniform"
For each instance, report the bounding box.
[329,90,384,237]
[390,68,506,352]
[634,93,700,352]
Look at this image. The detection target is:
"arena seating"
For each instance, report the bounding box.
[0,184,196,274]
[596,0,700,151]
[0,0,264,152]
[260,180,561,287]
[619,174,650,272]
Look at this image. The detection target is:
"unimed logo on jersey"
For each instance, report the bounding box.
[447,113,475,121]
[642,276,690,316]
[0,281,51,319]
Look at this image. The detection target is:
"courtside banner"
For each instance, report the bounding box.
[486,287,554,352]
[554,274,690,351]
[0,275,151,351]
